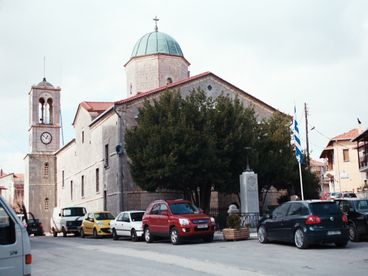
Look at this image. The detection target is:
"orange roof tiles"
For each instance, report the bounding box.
[80,102,114,113]
[332,128,360,140]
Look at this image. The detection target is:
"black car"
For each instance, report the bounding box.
[26,212,44,236]
[335,198,368,241]
[257,200,349,249]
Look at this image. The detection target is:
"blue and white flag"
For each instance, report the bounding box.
[293,106,303,164]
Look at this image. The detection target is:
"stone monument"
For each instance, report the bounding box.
[239,170,260,228]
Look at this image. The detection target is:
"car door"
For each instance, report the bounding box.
[284,202,308,242]
[0,198,24,276]
[85,213,94,235]
[267,203,291,241]
[149,204,161,233]
[121,213,131,236]
[156,203,169,235]
[114,213,124,236]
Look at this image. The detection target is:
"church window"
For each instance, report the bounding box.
[96,168,100,193]
[45,98,53,124]
[81,175,85,198]
[207,85,212,91]
[39,98,45,124]
[82,131,85,143]
[44,162,49,177]
[166,77,173,85]
[71,181,73,200]
[104,144,109,168]
[62,170,64,188]
[44,197,49,210]
[130,84,133,95]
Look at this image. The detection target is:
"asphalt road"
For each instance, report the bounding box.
[30,233,368,276]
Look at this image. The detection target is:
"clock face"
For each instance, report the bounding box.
[40,132,52,145]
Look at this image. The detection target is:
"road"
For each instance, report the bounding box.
[30,233,368,276]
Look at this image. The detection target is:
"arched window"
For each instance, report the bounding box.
[46,98,53,124]
[166,77,173,85]
[44,162,49,177]
[44,197,49,210]
[39,98,45,124]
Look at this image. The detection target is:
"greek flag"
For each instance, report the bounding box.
[293,106,303,164]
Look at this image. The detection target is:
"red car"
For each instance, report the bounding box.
[142,199,215,245]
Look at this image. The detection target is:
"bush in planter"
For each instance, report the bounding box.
[227,213,241,230]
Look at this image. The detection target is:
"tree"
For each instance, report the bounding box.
[125,89,258,212]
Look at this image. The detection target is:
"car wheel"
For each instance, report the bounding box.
[131,229,138,242]
[112,229,118,240]
[335,240,348,248]
[294,228,308,249]
[62,228,67,237]
[348,224,360,242]
[52,228,57,237]
[144,226,154,243]
[203,234,214,243]
[170,227,181,245]
[80,228,85,238]
[93,228,98,239]
[258,226,268,244]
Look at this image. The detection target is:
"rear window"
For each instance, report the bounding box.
[130,212,144,222]
[310,202,340,216]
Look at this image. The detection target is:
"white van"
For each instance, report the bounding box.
[50,206,87,237]
[0,196,31,276]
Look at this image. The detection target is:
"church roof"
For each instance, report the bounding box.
[131,31,184,58]
[72,101,114,126]
[115,71,278,114]
[36,77,54,88]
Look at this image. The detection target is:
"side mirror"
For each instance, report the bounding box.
[161,211,168,216]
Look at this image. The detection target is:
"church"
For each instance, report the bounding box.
[24,20,279,231]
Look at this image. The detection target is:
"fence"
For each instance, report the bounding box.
[209,208,260,230]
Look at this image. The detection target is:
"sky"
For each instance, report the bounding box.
[1,0,368,173]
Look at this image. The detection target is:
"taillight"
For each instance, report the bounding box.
[25,254,32,265]
[342,214,348,223]
[305,216,321,225]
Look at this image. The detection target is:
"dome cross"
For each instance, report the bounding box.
[153,16,159,32]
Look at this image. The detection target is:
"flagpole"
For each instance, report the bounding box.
[298,161,304,200]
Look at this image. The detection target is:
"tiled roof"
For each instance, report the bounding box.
[80,102,114,113]
[332,128,360,140]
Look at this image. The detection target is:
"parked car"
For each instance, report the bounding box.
[110,210,145,241]
[335,198,368,241]
[80,211,115,238]
[341,192,357,199]
[50,206,87,237]
[257,200,349,249]
[26,212,44,236]
[142,199,215,245]
[328,192,342,199]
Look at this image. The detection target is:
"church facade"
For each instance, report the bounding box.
[25,24,280,229]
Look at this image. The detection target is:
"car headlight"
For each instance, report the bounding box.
[179,218,190,226]
[210,217,215,223]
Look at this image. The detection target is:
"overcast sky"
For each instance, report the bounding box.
[1,0,367,173]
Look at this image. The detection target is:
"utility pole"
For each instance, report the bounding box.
[304,103,310,167]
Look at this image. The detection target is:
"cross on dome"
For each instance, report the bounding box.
[153,16,159,32]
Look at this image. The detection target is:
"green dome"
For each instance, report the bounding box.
[131,31,184,57]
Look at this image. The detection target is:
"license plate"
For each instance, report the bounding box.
[197,224,208,229]
[327,231,341,235]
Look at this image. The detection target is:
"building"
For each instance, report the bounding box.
[0,170,24,210]
[352,127,368,192]
[320,128,362,193]
[310,159,329,193]
[24,78,61,231]
[25,22,282,229]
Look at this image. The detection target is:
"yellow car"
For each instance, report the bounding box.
[80,211,115,238]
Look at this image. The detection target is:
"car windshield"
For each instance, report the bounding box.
[94,213,115,220]
[310,202,340,216]
[63,207,86,217]
[354,200,368,211]
[130,212,144,222]
[169,202,199,215]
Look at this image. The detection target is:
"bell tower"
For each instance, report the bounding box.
[24,78,61,232]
